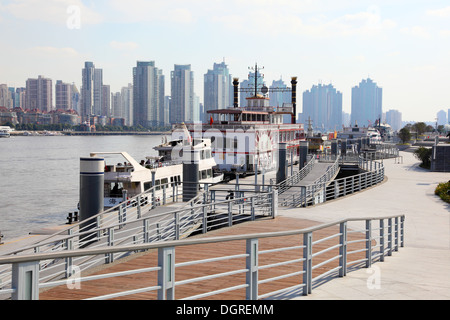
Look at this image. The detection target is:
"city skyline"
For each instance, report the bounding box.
[0,1,449,122]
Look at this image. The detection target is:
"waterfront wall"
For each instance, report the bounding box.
[431,145,450,172]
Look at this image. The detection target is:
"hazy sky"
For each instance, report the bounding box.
[1,0,449,121]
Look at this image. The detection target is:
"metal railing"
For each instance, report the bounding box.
[279,156,385,208]
[0,214,405,300]
[0,183,277,294]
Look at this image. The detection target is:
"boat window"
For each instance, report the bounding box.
[155,180,161,191]
[161,178,168,188]
[202,170,207,179]
[144,182,152,191]
[207,169,212,178]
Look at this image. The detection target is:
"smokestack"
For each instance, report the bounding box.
[233,78,239,108]
[291,77,298,124]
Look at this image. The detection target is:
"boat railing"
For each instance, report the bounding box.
[0,213,405,300]
[279,156,385,208]
[0,182,278,294]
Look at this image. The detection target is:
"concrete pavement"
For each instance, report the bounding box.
[280,151,450,300]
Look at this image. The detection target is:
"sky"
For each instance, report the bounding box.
[0,0,449,122]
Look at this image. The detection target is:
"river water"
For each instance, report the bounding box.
[0,134,168,241]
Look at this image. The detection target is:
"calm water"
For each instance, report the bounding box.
[0,134,168,241]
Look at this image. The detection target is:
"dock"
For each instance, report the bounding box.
[1,150,449,300]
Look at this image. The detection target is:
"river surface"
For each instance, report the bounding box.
[0,134,168,241]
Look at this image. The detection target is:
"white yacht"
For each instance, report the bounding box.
[90,126,223,208]
[0,126,11,138]
[337,124,382,144]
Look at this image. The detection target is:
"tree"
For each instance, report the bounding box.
[412,122,427,135]
[398,127,411,144]
[413,147,432,169]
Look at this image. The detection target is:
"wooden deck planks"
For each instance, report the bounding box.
[39,217,368,300]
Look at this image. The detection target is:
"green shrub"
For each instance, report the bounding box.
[413,147,432,169]
[435,181,450,203]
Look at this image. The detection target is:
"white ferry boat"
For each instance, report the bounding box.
[337,123,382,144]
[0,126,11,138]
[91,125,223,208]
[186,66,306,178]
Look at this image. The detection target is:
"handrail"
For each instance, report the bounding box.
[0,214,405,300]
[0,215,404,265]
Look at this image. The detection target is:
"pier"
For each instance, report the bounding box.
[0,149,449,300]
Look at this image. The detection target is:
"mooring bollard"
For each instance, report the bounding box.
[0,230,4,245]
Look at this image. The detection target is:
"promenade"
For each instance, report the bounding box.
[282,151,450,300]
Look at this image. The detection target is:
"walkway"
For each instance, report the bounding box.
[280,151,450,299]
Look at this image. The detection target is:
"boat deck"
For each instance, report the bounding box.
[38,216,368,300]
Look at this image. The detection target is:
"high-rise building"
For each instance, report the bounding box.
[133,61,165,128]
[25,75,53,112]
[55,80,73,110]
[102,85,110,117]
[437,110,447,126]
[71,84,80,115]
[170,64,194,124]
[0,84,13,108]
[204,62,233,116]
[111,91,122,118]
[303,83,342,132]
[385,109,402,132]
[351,78,382,127]
[270,79,292,124]
[239,72,265,107]
[81,62,104,121]
[121,83,133,126]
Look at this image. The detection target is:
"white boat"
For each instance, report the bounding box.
[185,66,306,178]
[337,124,382,144]
[0,127,11,138]
[90,127,223,208]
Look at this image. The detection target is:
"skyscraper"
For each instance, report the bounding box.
[303,83,342,132]
[437,110,447,126]
[55,80,73,110]
[351,78,382,127]
[25,75,53,112]
[170,64,194,124]
[204,62,232,115]
[121,83,133,126]
[133,61,165,128]
[385,109,402,132]
[81,62,104,121]
[270,79,292,124]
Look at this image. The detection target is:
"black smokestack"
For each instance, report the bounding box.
[291,77,298,124]
[233,78,239,108]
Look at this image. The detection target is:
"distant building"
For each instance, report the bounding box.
[170,64,194,124]
[351,78,382,127]
[102,85,110,117]
[0,84,13,109]
[437,110,447,126]
[55,80,73,110]
[133,61,165,128]
[25,76,53,112]
[121,83,133,126]
[204,62,233,116]
[385,109,402,132]
[270,78,292,124]
[81,62,104,121]
[303,83,342,132]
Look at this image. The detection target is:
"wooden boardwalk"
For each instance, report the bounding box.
[40,216,368,300]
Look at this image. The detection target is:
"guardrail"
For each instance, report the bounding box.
[0,214,404,300]
[0,184,277,294]
[279,156,385,208]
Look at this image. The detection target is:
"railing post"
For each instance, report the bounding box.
[271,189,278,219]
[394,217,399,252]
[303,232,312,296]
[246,238,259,300]
[136,195,141,219]
[251,197,255,220]
[106,227,114,264]
[12,261,40,300]
[228,201,233,227]
[388,218,393,256]
[380,219,385,262]
[400,216,405,248]
[143,219,149,244]
[118,205,124,229]
[65,232,73,278]
[202,205,208,234]
[366,220,372,268]
[339,222,347,277]
[157,247,175,300]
